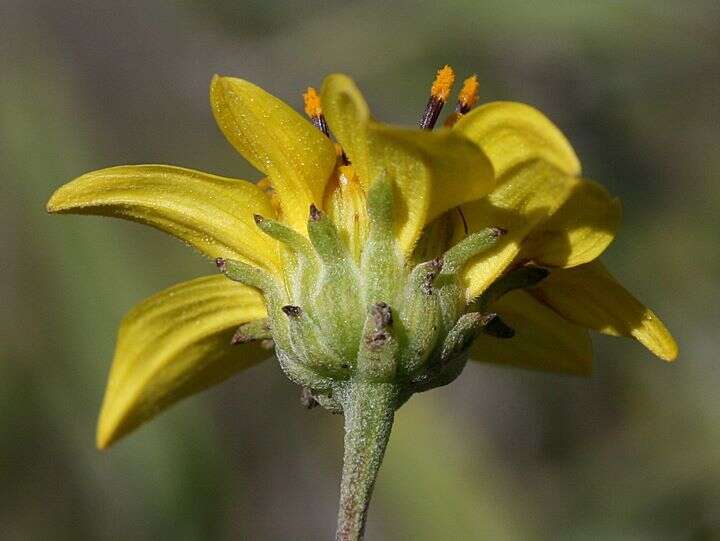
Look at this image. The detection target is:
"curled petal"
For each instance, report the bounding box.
[470,290,592,376]
[47,164,280,273]
[454,101,581,179]
[97,275,270,449]
[210,75,337,232]
[531,261,678,361]
[520,177,623,268]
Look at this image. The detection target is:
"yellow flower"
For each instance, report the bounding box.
[47,65,677,539]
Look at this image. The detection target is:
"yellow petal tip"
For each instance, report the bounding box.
[95,415,118,450]
[658,339,679,362]
[46,185,71,214]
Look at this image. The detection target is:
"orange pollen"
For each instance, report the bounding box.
[303,87,323,118]
[458,75,479,110]
[430,65,455,102]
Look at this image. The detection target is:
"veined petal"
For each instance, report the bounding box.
[47,165,281,272]
[97,275,270,449]
[461,160,577,300]
[322,73,495,253]
[520,178,623,268]
[210,75,337,232]
[470,290,592,375]
[454,101,581,179]
[531,261,678,361]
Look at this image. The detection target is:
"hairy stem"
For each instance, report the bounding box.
[335,381,399,541]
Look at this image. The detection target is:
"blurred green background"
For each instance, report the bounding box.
[2,0,719,539]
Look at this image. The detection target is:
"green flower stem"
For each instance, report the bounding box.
[335,381,399,541]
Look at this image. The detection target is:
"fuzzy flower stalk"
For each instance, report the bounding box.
[47,65,677,539]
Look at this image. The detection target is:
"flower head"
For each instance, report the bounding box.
[47,65,677,539]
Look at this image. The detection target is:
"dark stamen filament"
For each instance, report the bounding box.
[419,65,455,130]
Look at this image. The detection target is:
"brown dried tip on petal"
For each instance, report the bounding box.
[365,330,389,350]
[282,305,302,318]
[214,257,226,271]
[421,258,444,295]
[419,65,455,130]
[478,312,499,326]
[300,387,319,409]
[456,75,480,114]
[371,302,393,329]
[309,203,323,221]
[483,314,516,339]
[230,328,250,345]
[253,214,265,225]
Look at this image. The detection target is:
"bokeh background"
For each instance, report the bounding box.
[2,1,719,539]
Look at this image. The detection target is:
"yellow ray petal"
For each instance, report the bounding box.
[320,74,371,184]
[47,165,281,273]
[367,125,495,252]
[97,275,270,449]
[531,261,678,361]
[454,101,581,179]
[520,178,623,268]
[323,165,368,263]
[461,160,577,300]
[210,75,337,232]
[470,290,592,376]
[321,73,495,253]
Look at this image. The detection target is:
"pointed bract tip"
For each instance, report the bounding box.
[309,203,322,221]
[230,329,249,345]
[371,302,393,329]
[282,305,302,318]
[253,214,265,225]
[215,257,226,271]
[483,314,515,339]
[527,266,550,282]
[491,226,508,237]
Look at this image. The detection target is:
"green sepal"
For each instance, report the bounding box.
[281,305,348,378]
[361,175,404,304]
[356,303,399,382]
[409,312,489,393]
[398,259,443,376]
[275,348,337,394]
[253,214,319,299]
[440,226,506,274]
[254,213,316,261]
[230,318,272,345]
[306,205,364,361]
[216,257,276,292]
[216,257,292,352]
[307,204,351,265]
